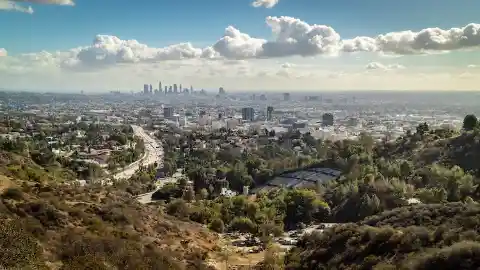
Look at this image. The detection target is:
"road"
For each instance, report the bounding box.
[113,125,163,181]
[136,171,183,204]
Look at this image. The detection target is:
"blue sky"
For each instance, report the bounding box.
[2,0,480,92]
[3,0,480,54]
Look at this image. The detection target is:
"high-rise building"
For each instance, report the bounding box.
[164,86,168,94]
[347,117,359,127]
[242,107,255,121]
[266,106,274,121]
[322,113,334,126]
[190,86,194,93]
[143,84,149,94]
[163,107,174,118]
[173,84,178,93]
[219,87,226,95]
[283,92,290,101]
[159,82,162,93]
[179,84,182,92]
[168,86,173,93]
[149,84,153,94]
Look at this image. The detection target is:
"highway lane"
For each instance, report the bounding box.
[113,125,163,181]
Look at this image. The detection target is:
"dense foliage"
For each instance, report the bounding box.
[285,203,480,270]
[161,187,330,235]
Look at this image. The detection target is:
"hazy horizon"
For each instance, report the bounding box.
[2,0,480,91]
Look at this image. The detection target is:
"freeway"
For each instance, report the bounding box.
[113,125,163,181]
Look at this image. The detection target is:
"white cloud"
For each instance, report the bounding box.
[209,18,480,59]
[0,48,7,57]
[0,0,33,13]
[209,26,265,59]
[344,23,480,55]
[467,64,477,68]
[252,0,278,8]
[11,0,73,5]
[4,15,480,83]
[365,62,405,70]
[0,0,73,13]
[70,35,203,68]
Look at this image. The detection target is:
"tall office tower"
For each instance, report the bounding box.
[159,82,162,93]
[322,113,334,126]
[163,107,174,118]
[149,84,153,94]
[266,106,274,121]
[173,84,178,93]
[218,87,226,95]
[143,84,149,94]
[283,92,291,101]
[242,107,255,121]
[179,84,182,92]
[164,86,168,94]
[168,86,173,93]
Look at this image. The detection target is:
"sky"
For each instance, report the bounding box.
[2,0,480,92]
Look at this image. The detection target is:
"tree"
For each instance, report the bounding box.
[463,114,478,131]
[261,244,284,270]
[416,122,429,136]
[183,186,195,202]
[283,189,330,229]
[229,217,256,233]
[152,183,183,202]
[209,218,225,233]
[198,188,209,200]
[166,199,189,218]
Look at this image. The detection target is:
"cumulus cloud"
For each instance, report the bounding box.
[0,48,7,57]
[208,17,480,59]
[6,16,480,71]
[0,0,33,13]
[365,62,405,70]
[208,16,342,59]
[67,35,203,68]
[262,16,341,57]
[11,0,73,5]
[252,0,279,8]
[344,23,480,54]
[0,0,73,13]
[209,26,265,59]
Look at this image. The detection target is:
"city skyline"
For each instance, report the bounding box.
[2,0,480,92]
